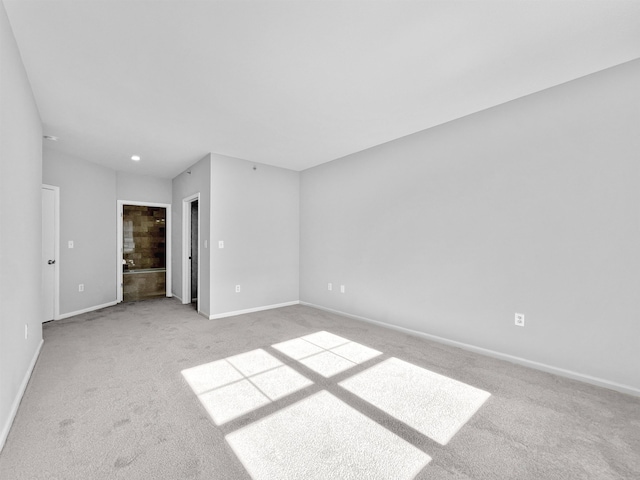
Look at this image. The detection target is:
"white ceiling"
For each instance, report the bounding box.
[5,0,640,178]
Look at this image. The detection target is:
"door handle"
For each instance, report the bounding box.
[48,259,55,265]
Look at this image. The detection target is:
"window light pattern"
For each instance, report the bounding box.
[226,391,430,480]
[182,349,312,425]
[272,331,382,377]
[339,357,491,445]
[182,331,491,479]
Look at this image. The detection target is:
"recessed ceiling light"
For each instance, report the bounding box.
[43,135,58,141]
[131,155,141,161]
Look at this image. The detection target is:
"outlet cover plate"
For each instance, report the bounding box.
[515,313,525,327]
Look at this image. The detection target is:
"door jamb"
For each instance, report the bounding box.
[182,193,200,313]
[42,184,60,320]
[117,200,172,303]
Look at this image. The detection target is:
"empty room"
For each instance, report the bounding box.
[1,1,639,479]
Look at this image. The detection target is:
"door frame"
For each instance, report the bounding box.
[117,200,172,303]
[182,193,200,313]
[42,184,60,321]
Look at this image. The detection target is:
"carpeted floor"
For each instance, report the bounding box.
[1,298,638,479]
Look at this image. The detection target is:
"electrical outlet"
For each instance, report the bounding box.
[68,240,74,248]
[328,283,332,291]
[219,241,224,249]
[235,285,241,293]
[340,285,345,294]
[515,313,525,327]
[79,284,84,292]
[25,324,28,340]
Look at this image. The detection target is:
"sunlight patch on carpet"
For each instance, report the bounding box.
[301,331,350,349]
[299,350,357,377]
[226,390,430,480]
[182,349,312,425]
[273,331,382,377]
[339,357,491,445]
[272,337,324,360]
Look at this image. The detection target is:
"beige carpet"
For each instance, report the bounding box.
[1,298,638,479]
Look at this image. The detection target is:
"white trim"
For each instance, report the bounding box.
[117,200,172,303]
[42,184,60,321]
[0,339,43,452]
[57,300,118,320]
[300,302,640,398]
[182,193,200,313]
[172,294,183,303]
[209,301,300,320]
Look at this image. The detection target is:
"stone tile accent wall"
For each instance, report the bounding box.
[122,205,166,301]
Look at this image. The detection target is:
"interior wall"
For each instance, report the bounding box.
[116,171,172,204]
[210,154,299,316]
[0,0,43,448]
[300,59,640,391]
[42,149,118,315]
[172,154,211,315]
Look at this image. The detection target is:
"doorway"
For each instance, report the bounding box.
[42,185,59,322]
[182,193,200,312]
[190,200,198,306]
[117,201,172,303]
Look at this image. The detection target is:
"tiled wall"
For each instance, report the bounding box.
[123,205,166,270]
[123,205,166,301]
[123,270,166,302]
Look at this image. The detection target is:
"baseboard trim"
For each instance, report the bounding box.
[0,338,44,452]
[300,302,640,397]
[209,301,300,320]
[56,300,118,320]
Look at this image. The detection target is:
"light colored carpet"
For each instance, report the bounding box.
[0,298,639,479]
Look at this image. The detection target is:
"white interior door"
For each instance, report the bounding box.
[42,186,57,322]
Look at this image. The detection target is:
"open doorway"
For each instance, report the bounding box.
[117,201,172,303]
[190,200,198,306]
[182,193,200,312]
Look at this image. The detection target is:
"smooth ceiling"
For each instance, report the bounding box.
[5,0,640,178]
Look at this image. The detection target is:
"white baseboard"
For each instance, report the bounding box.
[56,300,118,320]
[0,339,43,452]
[300,302,640,397]
[209,301,300,320]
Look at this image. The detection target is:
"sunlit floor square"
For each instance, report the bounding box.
[249,365,313,401]
[331,341,381,363]
[226,390,430,480]
[226,348,283,376]
[183,349,314,425]
[272,338,323,360]
[339,357,491,445]
[299,350,356,377]
[181,359,244,394]
[198,379,270,425]
[301,331,350,349]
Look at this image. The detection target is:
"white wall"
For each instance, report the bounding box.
[117,171,172,204]
[0,0,43,448]
[172,154,211,315]
[210,154,299,316]
[300,59,640,392]
[43,149,118,315]
[42,154,175,316]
